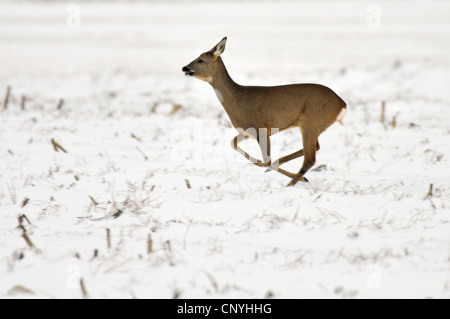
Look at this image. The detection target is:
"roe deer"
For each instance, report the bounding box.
[182,37,347,186]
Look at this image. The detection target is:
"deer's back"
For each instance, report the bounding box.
[238,83,346,132]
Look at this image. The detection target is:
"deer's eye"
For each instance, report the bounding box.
[197,59,204,64]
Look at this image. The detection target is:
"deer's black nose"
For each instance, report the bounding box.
[182,66,194,76]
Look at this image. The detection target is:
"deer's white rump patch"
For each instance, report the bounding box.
[336,108,347,125]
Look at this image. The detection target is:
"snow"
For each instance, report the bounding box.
[1,0,449,299]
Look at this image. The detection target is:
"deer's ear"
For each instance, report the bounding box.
[211,37,227,57]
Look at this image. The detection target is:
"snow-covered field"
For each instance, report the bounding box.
[1,1,450,298]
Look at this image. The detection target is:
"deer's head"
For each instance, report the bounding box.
[182,37,227,83]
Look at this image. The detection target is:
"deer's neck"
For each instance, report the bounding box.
[210,58,241,107]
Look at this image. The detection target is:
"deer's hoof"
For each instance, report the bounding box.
[287,176,309,186]
[287,180,297,187]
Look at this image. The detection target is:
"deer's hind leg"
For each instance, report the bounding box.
[287,127,319,186]
[270,141,320,168]
[266,140,319,176]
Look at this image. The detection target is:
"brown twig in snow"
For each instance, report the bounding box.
[21,95,26,111]
[18,214,34,248]
[21,198,30,208]
[169,104,182,115]
[112,209,123,219]
[80,278,88,299]
[147,234,153,254]
[151,102,159,113]
[164,240,172,252]
[130,133,142,142]
[56,99,64,110]
[424,183,436,210]
[424,184,433,200]
[106,228,111,249]
[391,114,398,128]
[380,100,385,123]
[3,86,11,110]
[51,138,68,153]
[22,233,35,248]
[89,195,98,206]
[136,146,148,161]
[18,214,31,230]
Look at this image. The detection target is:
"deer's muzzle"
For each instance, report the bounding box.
[182,66,194,76]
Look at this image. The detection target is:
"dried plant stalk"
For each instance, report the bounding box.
[51,138,68,153]
[147,234,153,254]
[3,86,11,110]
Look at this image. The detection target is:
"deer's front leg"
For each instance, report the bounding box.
[257,133,271,167]
[231,134,296,179]
[231,134,268,167]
